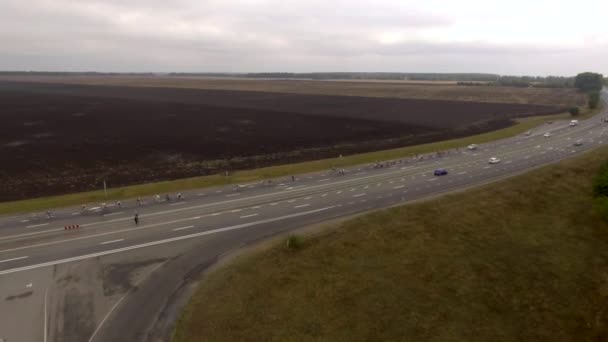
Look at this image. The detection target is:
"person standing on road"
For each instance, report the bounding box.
[134,213,139,225]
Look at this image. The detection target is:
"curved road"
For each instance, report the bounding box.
[0,92,606,341]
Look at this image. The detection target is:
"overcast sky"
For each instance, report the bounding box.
[1,0,606,75]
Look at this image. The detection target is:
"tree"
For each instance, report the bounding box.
[569,107,580,116]
[589,92,600,109]
[575,72,604,93]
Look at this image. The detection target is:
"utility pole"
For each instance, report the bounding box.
[103,178,108,199]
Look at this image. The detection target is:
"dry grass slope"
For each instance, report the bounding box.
[173,146,608,342]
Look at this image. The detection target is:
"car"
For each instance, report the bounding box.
[604,117,608,123]
[524,131,532,136]
[569,120,579,127]
[574,139,583,146]
[488,157,501,164]
[467,144,478,151]
[547,121,553,124]
[434,168,448,176]
[543,132,552,137]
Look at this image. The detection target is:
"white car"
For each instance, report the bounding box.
[488,157,501,164]
[543,132,552,137]
[569,120,579,127]
[574,139,583,146]
[467,144,478,151]
[524,131,532,136]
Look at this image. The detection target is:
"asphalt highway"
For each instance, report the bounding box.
[0,92,607,341]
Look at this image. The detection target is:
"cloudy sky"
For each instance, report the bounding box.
[1,0,606,75]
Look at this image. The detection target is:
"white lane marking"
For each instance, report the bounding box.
[321,193,328,197]
[172,225,195,231]
[429,178,438,182]
[393,185,405,189]
[350,188,356,192]
[215,190,223,193]
[294,204,310,208]
[270,202,279,206]
[44,288,48,342]
[483,166,491,169]
[288,199,296,203]
[524,155,531,159]
[318,178,330,182]
[376,183,382,186]
[457,171,467,175]
[0,215,205,254]
[87,262,165,342]
[364,185,369,189]
[100,239,124,245]
[251,206,262,209]
[336,191,343,194]
[231,209,242,213]
[304,197,312,200]
[354,172,367,175]
[505,161,512,164]
[26,223,49,229]
[240,213,259,219]
[197,193,206,196]
[103,212,124,217]
[71,212,79,216]
[0,256,28,263]
[169,202,187,206]
[1,207,337,276]
[226,193,241,197]
[353,193,366,197]
[211,212,222,216]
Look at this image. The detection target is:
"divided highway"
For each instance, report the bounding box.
[0,92,606,341]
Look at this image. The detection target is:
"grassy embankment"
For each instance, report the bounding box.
[0,112,572,216]
[173,141,608,342]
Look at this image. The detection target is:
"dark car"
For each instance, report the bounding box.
[434,168,448,176]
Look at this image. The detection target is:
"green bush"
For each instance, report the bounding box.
[285,235,304,250]
[569,107,580,116]
[593,160,608,220]
[589,92,600,109]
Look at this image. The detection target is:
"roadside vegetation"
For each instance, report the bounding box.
[0,112,572,216]
[173,145,608,342]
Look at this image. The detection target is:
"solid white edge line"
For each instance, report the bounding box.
[0,206,335,276]
[294,204,310,208]
[44,287,48,342]
[240,214,259,219]
[87,261,165,342]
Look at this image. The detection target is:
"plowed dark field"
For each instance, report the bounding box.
[0,81,564,201]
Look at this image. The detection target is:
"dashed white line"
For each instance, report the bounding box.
[318,178,330,182]
[457,171,467,175]
[26,223,49,229]
[321,193,328,197]
[505,160,512,164]
[294,204,310,208]
[240,214,259,219]
[169,202,186,206]
[100,239,124,245]
[483,166,491,169]
[429,178,438,182]
[0,256,28,263]
[226,193,241,197]
[393,185,405,189]
[353,193,366,198]
[288,199,296,203]
[336,191,343,194]
[231,209,242,213]
[270,202,279,206]
[103,212,124,217]
[524,155,531,159]
[173,225,195,231]
[304,197,312,200]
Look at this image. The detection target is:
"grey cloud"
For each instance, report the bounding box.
[0,0,605,74]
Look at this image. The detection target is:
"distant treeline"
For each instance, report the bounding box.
[239,72,501,82]
[1,71,601,89]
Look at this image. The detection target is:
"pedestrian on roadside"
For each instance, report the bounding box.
[134,213,139,225]
[177,193,183,200]
[291,175,295,182]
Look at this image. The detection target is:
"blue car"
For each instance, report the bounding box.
[434,168,448,176]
